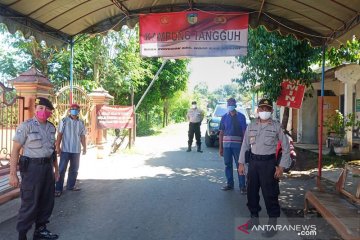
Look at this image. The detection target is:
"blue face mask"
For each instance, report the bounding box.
[70,109,79,116]
[227,106,236,112]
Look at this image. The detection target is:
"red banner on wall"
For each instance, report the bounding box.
[96,105,134,129]
[276,81,306,109]
[139,11,248,57]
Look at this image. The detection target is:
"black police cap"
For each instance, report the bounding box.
[258,99,273,108]
[191,101,197,104]
[35,97,54,110]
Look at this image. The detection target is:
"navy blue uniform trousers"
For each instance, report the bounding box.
[17,161,55,233]
[247,154,280,218]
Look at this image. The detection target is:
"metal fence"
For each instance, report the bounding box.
[0,82,24,169]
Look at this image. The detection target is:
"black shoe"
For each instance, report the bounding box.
[221,185,234,191]
[261,218,278,238]
[197,148,203,153]
[247,215,260,229]
[18,232,27,240]
[33,226,59,240]
[240,187,247,195]
[186,146,191,152]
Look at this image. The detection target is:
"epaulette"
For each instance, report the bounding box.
[47,121,56,128]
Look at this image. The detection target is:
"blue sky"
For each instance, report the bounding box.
[188,57,244,91]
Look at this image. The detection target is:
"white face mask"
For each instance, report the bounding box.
[259,111,272,120]
[192,104,197,109]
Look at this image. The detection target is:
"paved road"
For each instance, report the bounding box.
[0,123,301,240]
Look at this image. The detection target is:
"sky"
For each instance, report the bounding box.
[188,57,244,91]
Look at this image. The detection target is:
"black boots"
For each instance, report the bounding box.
[247,214,260,229]
[186,144,191,152]
[186,144,202,153]
[18,231,27,240]
[33,226,59,240]
[262,218,278,238]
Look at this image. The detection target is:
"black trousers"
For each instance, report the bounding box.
[17,162,55,233]
[246,154,280,218]
[188,122,201,146]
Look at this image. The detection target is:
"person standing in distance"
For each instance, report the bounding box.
[219,98,247,193]
[186,101,204,152]
[9,97,59,240]
[238,99,291,238]
[55,103,87,196]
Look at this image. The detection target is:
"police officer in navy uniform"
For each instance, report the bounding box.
[238,99,291,238]
[9,97,60,240]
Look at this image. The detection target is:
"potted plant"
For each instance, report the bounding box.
[324,110,360,155]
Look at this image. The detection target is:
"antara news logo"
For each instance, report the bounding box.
[237,220,317,237]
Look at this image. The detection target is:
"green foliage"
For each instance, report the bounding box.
[324,110,360,146]
[168,91,191,123]
[234,26,321,101]
[0,24,31,82]
[0,24,190,136]
[327,37,360,66]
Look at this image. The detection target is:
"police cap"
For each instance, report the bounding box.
[35,97,54,110]
[258,99,273,108]
[191,101,197,104]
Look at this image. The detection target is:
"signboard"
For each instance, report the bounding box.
[96,105,134,129]
[139,11,248,57]
[276,81,305,109]
[356,99,360,112]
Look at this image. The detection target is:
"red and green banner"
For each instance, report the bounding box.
[139,11,248,58]
[96,105,134,129]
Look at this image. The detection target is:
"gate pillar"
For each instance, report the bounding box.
[89,87,113,159]
[10,67,53,120]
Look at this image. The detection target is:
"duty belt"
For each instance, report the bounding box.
[251,153,276,161]
[28,157,51,164]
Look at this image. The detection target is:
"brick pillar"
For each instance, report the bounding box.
[10,67,53,120]
[88,87,114,159]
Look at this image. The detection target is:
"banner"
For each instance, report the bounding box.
[96,105,134,129]
[139,11,248,57]
[276,81,306,109]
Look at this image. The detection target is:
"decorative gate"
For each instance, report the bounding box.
[52,83,94,145]
[0,82,24,168]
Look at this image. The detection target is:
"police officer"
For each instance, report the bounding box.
[238,99,291,238]
[9,97,59,240]
[186,101,204,152]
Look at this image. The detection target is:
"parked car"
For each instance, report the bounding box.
[205,103,251,147]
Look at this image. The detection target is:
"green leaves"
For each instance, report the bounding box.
[234,26,321,101]
[327,37,360,66]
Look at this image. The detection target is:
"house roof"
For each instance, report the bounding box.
[0,0,359,48]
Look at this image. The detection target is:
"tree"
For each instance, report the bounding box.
[233,26,321,128]
[0,24,31,83]
[327,37,360,65]
[193,82,209,96]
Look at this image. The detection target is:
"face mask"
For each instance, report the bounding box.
[70,109,79,116]
[36,109,52,121]
[259,111,272,120]
[192,104,197,109]
[227,106,236,112]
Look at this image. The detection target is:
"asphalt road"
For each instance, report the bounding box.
[0,123,301,240]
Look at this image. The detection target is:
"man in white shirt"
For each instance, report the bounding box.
[55,103,87,197]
